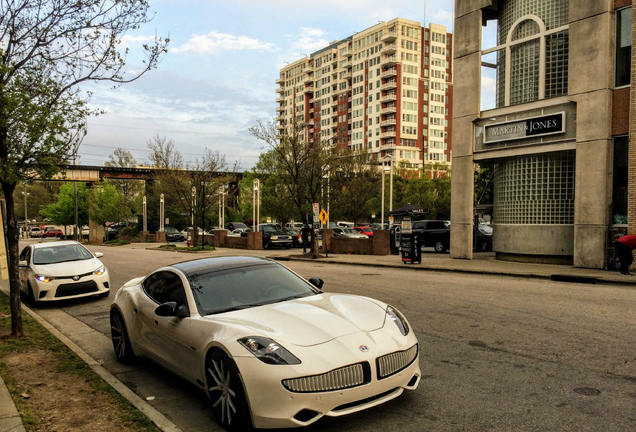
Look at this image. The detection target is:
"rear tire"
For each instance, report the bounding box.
[206,350,251,431]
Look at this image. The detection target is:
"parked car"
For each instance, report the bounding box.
[335,228,369,239]
[284,228,302,247]
[18,240,110,303]
[42,227,63,238]
[284,222,304,230]
[354,226,374,237]
[259,224,293,249]
[29,227,41,238]
[226,222,248,231]
[410,220,451,253]
[164,227,185,242]
[181,227,203,239]
[109,256,420,430]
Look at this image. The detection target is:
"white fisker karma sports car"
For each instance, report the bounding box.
[110,256,420,430]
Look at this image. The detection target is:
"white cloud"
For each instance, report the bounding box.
[172,31,278,54]
[286,27,330,57]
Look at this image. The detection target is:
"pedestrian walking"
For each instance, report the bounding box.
[301,224,311,253]
[615,234,636,275]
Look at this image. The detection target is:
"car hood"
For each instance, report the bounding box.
[32,258,104,276]
[205,293,388,347]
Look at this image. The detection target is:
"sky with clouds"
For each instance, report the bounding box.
[79,0,493,171]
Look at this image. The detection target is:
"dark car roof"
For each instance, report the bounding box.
[172,256,273,277]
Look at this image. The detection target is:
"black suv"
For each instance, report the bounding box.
[259,224,292,249]
[411,220,450,253]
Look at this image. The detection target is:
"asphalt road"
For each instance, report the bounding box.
[25,242,636,431]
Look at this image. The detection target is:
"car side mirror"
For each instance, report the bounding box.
[155,301,189,318]
[94,252,104,258]
[19,260,27,267]
[308,277,324,291]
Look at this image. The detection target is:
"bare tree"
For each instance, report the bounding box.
[250,120,339,255]
[146,135,239,245]
[0,0,168,336]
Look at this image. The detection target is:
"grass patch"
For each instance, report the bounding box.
[0,292,162,432]
[105,239,131,245]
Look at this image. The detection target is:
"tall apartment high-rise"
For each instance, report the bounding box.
[276,18,453,170]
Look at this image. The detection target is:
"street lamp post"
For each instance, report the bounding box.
[191,186,196,226]
[253,179,260,232]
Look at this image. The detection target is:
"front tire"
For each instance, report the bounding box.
[206,350,251,431]
[110,310,135,364]
[434,240,447,253]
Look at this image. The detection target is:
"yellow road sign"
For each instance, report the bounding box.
[319,209,328,225]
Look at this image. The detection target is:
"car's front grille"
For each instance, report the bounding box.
[55,280,99,297]
[283,362,370,393]
[376,344,418,379]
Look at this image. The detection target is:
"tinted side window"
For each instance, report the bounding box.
[428,222,446,230]
[144,271,186,306]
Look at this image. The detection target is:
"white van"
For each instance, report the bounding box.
[285,222,304,230]
[336,221,354,228]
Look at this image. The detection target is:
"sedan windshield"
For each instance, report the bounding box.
[33,244,94,265]
[187,263,318,315]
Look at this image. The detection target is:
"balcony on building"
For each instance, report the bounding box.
[381,117,396,126]
[382,54,398,66]
[381,79,397,90]
[380,128,396,139]
[382,105,397,114]
[381,67,397,78]
[381,92,397,102]
[276,96,284,103]
[382,43,397,54]
[276,86,284,94]
[381,31,397,42]
[303,73,314,84]
[276,77,283,85]
[276,105,285,113]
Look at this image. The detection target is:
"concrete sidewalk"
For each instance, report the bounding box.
[0,247,633,432]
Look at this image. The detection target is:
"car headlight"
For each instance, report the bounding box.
[93,265,105,276]
[386,306,410,336]
[271,236,278,240]
[238,336,301,365]
[35,274,53,283]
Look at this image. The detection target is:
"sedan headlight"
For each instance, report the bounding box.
[35,274,53,283]
[386,306,410,336]
[238,336,301,365]
[270,236,279,240]
[93,265,105,276]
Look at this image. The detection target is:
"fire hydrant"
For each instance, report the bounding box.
[186,238,191,248]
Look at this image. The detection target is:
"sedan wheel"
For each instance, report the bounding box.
[110,310,135,364]
[206,351,250,431]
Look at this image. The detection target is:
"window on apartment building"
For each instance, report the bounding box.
[613,136,629,224]
[616,7,632,87]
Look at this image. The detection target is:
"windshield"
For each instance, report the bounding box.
[187,263,318,315]
[342,228,359,234]
[33,244,94,265]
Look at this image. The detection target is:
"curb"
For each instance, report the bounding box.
[0,286,182,432]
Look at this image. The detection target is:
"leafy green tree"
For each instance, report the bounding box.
[90,182,132,233]
[40,182,89,228]
[0,0,168,336]
[329,150,380,225]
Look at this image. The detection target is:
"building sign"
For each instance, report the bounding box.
[484,112,564,144]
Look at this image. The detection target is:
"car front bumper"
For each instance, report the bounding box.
[233,331,420,428]
[29,270,110,301]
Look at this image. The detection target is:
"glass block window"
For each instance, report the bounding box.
[510,40,540,105]
[545,30,569,98]
[494,151,575,225]
[490,0,569,108]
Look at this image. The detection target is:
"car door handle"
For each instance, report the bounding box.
[154,320,159,326]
